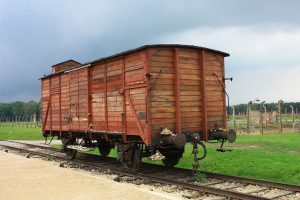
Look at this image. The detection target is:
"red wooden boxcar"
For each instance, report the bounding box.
[41,44,235,168]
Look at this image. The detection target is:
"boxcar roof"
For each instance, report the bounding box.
[87,44,229,65]
[41,44,229,79]
[51,59,81,68]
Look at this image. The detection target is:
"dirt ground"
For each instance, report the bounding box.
[0,150,181,200]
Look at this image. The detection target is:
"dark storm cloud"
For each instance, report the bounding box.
[0,0,300,102]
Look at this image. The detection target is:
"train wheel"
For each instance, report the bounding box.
[124,144,141,169]
[65,147,77,159]
[98,146,112,157]
[162,153,181,167]
[118,143,141,169]
[61,137,77,159]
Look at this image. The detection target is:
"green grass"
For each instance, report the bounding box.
[176,133,300,185]
[236,133,300,151]
[0,126,43,140]
[182,144,300,185]
[83,133,300,185]
[0,126,299,185]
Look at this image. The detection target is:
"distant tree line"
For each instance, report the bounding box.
[229,102,300,115]
[0,101,40,118]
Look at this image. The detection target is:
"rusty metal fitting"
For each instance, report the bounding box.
[209,129,236,143]
[160,134,187,148]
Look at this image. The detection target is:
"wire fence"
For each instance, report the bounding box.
[0,114,41,128]
[227,111,300,134]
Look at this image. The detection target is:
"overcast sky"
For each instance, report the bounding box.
[0,0,299,104]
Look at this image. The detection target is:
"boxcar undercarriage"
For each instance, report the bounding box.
[44,127,235,170]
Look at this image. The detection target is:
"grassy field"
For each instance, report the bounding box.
[142,133,300,185]
[65,132,300,185]
[0,126,299,185]
[0,127,43,140]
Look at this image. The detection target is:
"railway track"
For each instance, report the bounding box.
[0,140,299,200]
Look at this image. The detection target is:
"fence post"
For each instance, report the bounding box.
[263,104,267,127]
[232,106,237,131]
[285,108,288,123]
[260,101,265,134]
[33,113,37,128]
[247,101,253,134]
[277,100,284,133]
[290,105,294,125]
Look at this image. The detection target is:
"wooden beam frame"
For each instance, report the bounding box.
[126,92,146,142]
[87,67,93,139]
[221,56,227,129]
[59,76,62,137]
[49,77,52,136]
[68,73,72,131]
[174,48,181,133]
[104,62,108,140]
[77,70,80,130]
[42,100,50,133]
[145,49,151,145]
[122,56,127,142]
[200,50,208,140]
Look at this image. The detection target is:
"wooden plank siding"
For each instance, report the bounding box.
[178,48,203,133]
[149,48,176,132]
[89,51,148,142]
[68,69,89,131]
[41,45,228,144]
[60,74,69,131]
[204,52,226,130]
[124,51,147,139]
[148,47,226,139]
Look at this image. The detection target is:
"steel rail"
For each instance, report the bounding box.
[0,141,287,200]
[201,171,300,193]
[2,140,300,195]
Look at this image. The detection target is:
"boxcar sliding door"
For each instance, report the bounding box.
[68,68,89,131]
[124,52,148,143]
